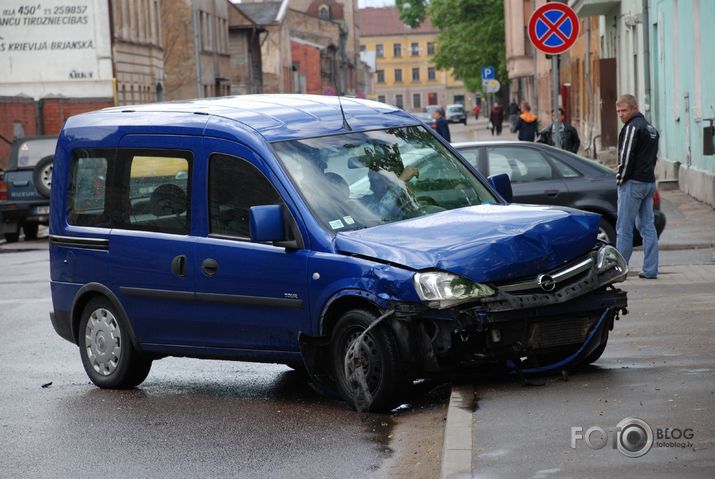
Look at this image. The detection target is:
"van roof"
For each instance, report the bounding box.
[64,94,419,143]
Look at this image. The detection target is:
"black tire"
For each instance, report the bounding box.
[598,217,616,244]
[4,231,19,243]
[78,297,152,389]
[22,223,39,240]
[330,309,406,412]
[33,155,53,198]
[582,332,608,365]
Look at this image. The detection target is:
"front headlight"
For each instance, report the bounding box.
[413,271,495,309]
[597,245,628,276]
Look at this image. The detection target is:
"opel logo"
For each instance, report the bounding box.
[537,273,556,291]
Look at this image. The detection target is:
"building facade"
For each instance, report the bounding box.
[573,0,715,207]
[358,7,469,112]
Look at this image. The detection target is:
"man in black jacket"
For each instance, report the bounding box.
[537,108,581,153]
[615,94,660,279]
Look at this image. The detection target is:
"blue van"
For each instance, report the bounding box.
[49,95,628,412]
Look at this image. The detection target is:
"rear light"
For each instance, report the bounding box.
[653,188,661,209]
[0,181,8,201]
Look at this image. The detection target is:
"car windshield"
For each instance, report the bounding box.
[272,126,497,232]
[16,138,57,168]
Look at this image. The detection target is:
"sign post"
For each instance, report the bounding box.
[528,3,580,148]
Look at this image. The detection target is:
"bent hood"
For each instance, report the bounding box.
[334,204,599,283]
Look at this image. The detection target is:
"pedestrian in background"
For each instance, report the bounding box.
[537,108,581,153]
[512,102,538,141]
[489,102,504,136]
[507,99,520,131]
[472,104,481,119]
[431,107,451,142]
[615,94,660,279]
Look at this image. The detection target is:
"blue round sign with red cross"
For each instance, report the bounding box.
[528,3,580,55]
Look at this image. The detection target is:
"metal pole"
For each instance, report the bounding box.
[552,55,561,148]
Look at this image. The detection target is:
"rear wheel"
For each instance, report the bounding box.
[598,217,616,244]
[330,309,406,412]
[33,155,54,198]
[78,297,152,388]
[22,223,39,240]
[3,230,19,243]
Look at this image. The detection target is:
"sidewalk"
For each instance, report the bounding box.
[440,187,715,478]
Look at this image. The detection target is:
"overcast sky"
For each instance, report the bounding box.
[357,0,396,7]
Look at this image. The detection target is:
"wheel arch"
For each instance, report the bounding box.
[319,290,383,338]
[70,283,141,350]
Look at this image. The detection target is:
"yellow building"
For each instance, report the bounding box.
[358,7,470,112]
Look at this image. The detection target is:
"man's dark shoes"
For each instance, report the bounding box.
[638,272,657,279]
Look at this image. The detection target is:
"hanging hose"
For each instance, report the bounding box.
[343,310,394,412]
[507,307,613,375]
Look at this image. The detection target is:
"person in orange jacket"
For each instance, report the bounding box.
[512,101,539,141]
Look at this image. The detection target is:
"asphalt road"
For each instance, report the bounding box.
[0,248,448,479]
[468,247,715,478]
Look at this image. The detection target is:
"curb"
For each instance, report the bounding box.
[440,384,475,479]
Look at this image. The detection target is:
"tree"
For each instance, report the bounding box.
[396,0,505,93]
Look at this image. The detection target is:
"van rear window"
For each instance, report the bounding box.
[67,149,191,234]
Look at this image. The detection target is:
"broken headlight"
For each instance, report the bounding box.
[597,244,628,277]
[413,271,495,309]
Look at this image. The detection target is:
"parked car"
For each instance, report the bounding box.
[0,135,56,242]
[445,103,467,125]
[452,140,666,245]
[49,95,628,412]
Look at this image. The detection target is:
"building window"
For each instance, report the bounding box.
[410,42,419,56]
[378,95,386,103]
[376,70,385,83]
[394,69,402,83]
[428,92,438,105]
[360,45,366,53]
[413,93,421,109]
[376,44,384,58]
[427,42,435,55]
[319,5,330,19]
[393,43,402,57]
[428,67,436,81]
[412,68,420,81]
[395,94,404,109]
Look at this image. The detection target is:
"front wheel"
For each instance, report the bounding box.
[598,218,616,244]
[330,309,406,412]
[79,297,152,388]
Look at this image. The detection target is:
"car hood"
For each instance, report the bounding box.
[334,204,599,283]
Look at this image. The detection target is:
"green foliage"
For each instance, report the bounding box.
[396,0,506,93]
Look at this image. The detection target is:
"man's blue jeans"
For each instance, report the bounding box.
[616,180,659,277]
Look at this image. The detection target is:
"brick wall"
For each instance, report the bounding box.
[291,41,323,94]
[0,97,112,169]
[0,97,37,169]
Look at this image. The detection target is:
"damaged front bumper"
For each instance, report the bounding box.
[301,243,629,389]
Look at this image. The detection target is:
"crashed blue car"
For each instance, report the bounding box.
[49,95,628,412]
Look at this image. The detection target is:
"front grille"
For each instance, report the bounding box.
[527,315,596,350]
[498,256,594,295]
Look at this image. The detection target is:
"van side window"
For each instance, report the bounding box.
[68,151,110,226]
[208,153,283,238]
[125,154,191,234]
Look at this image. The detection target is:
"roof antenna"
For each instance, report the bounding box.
[337,95,352,131]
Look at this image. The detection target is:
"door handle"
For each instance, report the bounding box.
[544,189,559,198]
[202,258,219,276]
[171,255,187,277]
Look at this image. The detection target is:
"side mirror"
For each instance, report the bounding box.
[249,205,284,242]
[488,173,513,203]
[249,204,301,249]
